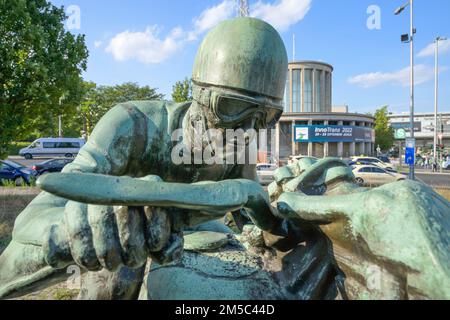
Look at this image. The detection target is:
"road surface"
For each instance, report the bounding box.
[416,173,450,189]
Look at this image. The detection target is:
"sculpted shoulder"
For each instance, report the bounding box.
[120,100,191,134]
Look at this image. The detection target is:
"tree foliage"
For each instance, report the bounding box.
[74,82,164,138]
[171,78,192,103]
[374,106,394,151]
[0,0,88,157]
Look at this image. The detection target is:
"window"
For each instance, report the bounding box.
[359,167,372,173]
[43,142,56,148]
[315,70,322,112]
[54,159,68,165]
[292,69,301,112]
[57,142,80,148]
[372,168,386,174]
[304,69,312,112]
[283,78,290,113]
[0,163,9,170]
[325,72,332,111]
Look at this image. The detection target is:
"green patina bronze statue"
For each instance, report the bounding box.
[0,17,449,300]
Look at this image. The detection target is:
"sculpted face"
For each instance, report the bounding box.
[190,85,282,150]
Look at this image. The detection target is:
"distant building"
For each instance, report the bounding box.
[388,112,450,149]
[273,61,375,160]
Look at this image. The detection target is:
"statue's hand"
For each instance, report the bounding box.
[42,175,183,272]
[37,173,273,270]
[268,157,356,203]
[275,175,450,299]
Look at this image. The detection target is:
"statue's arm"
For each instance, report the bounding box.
[12,103,147,242]
[0,103,148,299]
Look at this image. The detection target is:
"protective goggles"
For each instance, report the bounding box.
[194,87,283,129]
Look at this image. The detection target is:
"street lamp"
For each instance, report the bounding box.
[434,36,447,172]
[394,0,415,180]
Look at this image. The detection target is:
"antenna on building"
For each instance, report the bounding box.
[237,0,250,17]
[292,34,296,61]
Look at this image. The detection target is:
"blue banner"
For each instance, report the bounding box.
[294,125,374,143]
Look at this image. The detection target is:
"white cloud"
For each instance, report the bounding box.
[105,0,311,64]
[94,41,102,48]
[252,0,312,32]
[348,64,447,88]
[105,26,187,64]
[193,0,236,35]
[417,39,450,58]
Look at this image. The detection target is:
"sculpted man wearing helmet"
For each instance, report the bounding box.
[0,18,345,300]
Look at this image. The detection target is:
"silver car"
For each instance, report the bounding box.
[352,165,406,187]
[256,163,277,185]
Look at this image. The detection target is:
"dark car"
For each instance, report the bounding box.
[0,160,37,186]
[376,155,391,164]
[32,158,74,176]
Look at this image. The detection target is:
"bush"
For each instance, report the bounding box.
[6,142,31,157]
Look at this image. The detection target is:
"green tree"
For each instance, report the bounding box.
[0,0,88,157]
[74,82,164,137]
[171,78,192,103]
[374,106,394,151]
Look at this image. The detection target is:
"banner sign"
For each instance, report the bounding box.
[294,125,374,143]
[391,122,422,133]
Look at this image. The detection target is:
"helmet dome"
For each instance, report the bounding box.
[192,17,288,108]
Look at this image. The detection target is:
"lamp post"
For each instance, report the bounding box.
[434,36,447,172]
[395,0,415,180]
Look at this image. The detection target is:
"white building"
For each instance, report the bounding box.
[274,61,375,160]
[388,112,450,149]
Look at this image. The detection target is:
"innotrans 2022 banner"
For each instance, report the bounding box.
[294,125,375,143]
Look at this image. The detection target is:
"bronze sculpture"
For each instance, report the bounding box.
[0,17,448,300]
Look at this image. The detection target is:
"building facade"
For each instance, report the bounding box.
[388,112,450,150]
[274,61,375,160]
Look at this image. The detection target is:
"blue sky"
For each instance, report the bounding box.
[51,0,450,115]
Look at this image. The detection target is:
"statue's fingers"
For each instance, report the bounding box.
[63,201,101,271]
[43,223,73,269]
[87,205,124,272]
[284,158,351,193]
[296,157,317,174]
[273,165,295,185]
[150,232,184,265]
[276,192,360,223]
[115,206,148,269]
[143,207,171,252]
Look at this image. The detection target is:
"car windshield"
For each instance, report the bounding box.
[2,160,24,169]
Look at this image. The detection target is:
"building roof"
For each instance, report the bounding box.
[289,60,334,71]
[280,112,374,123]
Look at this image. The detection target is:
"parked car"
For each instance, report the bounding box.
[19,138,85,159]
[0,160,37,186]
[256,163,278,185]
[288,155,318,165]
[349,160,399,173]
[376,155,391,164]
[352,165,405,187]
[32,158,74,176]
[351,156,393,170]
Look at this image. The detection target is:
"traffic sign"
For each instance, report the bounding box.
[395,128,406,140]
[405,138,415,166]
